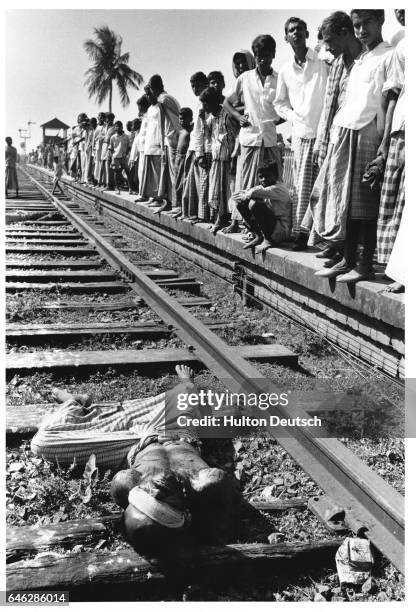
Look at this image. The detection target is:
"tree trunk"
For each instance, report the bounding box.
[109,83,112,113]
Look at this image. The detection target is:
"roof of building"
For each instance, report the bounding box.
[40,117,70,130]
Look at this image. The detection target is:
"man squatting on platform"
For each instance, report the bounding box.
[31,366,241,557]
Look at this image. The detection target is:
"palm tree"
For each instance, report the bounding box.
[84,26,143,113]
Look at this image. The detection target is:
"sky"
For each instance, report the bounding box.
[5,7,403,151]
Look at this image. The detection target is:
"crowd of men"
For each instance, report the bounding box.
[26,9,405,292]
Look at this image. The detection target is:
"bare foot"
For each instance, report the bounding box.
[243,235,263,250]
[52,387,74,403]
[210,222,227,235]
[384,282,404,293]
[221,222,240,234]
[175,365,195,381]
[255,239,274,254]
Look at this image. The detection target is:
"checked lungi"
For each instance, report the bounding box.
[377,130,405,264]
[198,152,213,221]
[208,160,231,218]
[182,151,200,217]
[309,119,380,244]
[292,137,319,235]
[31,381,199,471]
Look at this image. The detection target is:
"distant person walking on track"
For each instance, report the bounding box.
[109,121,132,195]
[52,155,65,196]
[5,137,19,198]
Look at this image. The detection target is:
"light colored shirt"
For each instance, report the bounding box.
[246,182,292,221]
[101,125,117,161]
[144,104,163,156]
[333,41,393,132]
[5,145,18,167]
[229,68,280,148]
[109,133,130,159]
[93,125,105,158]
[158,92,181,149]
[207,107,237,161]
[384,38,404,134]
[138,115,148,154]
[189,102,204,155]
[129,130,141,163]
[274,48,328,140]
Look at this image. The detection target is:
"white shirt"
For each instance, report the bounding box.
[109,133,130,159]
[384,38,404,134]
[158,92,181,148]
[229,68,280,148]
[189,102,204,154]
[333,41,393,132]
[129,131,141,163]
[274,48,329,139]
[144,104,162,155]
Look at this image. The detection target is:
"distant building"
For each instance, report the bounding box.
[40,117,70,145]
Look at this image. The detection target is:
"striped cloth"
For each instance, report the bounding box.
[31,382,199,471]
[377,130,405,264]
[309,119,380,244]
[208,160,231,217]
[182,151,200,217]
[291,137,318,234]
[198,152,212,220]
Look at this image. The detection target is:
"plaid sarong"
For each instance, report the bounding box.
[182,151,200,217]
[31,382,198,470]
[208,160,231,217]
[377,130,405,264]
[198,152,213,220]
[309,120,380,243]
[292,137,318,234]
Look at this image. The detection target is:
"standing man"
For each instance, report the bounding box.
[100,112,117,191]
[93,112,106,187]
[147,74,181,210]
[223,35,283,198]
[5,137,19,198]
[274,17,328,250]
[312,10,393,283]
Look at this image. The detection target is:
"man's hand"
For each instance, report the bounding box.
[195,155,207,170]
[239,114,251,128]
[377,140,390,162]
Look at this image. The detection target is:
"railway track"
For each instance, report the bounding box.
[5,167,404,599]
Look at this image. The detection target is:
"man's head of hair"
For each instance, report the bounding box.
[321,11,354,37]
[137,94,151,113]
[207,71,225,87]
[90,117,97,129]
[180,107,193,122]
[199,86,223,112]
[149,74,164,96]
[106,112,115,122]
[132,117,141,130]
[251,34,276,57]
[350,9,385,23]
[5,136,12,145]
[190,71,208,87]
[126,121,133,131]
[258,161,279,182]
[284,17,308,35]
[114,120,123,129]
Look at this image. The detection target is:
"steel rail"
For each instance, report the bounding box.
[21,167,405,573]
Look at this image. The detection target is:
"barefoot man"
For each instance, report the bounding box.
[31,366,241,557]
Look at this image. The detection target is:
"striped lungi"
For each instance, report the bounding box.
[292,137,318,234]
[182,151,200,217]
[174,152,187,207]
[31,382,199,471]
[198,152,213,220]
[208,160,231,217]
[377,131,405,264]
[158,145,177,205]
[140,155,162,199]
[309,120,381,243]
[385,195,407,286]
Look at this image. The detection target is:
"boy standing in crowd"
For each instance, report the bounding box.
[93,112,106,187]
[199,87,237,233]
[169,107,193,217]
[109,120,132,195]
[274,17,328,250]
[207,71,226,101]
[100,112,117,191]
[179,72,208,220]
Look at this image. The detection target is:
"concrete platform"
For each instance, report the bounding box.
[27,165,405,378]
